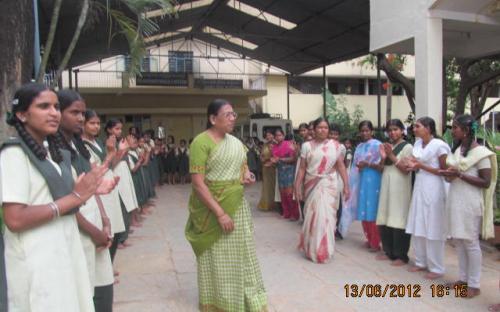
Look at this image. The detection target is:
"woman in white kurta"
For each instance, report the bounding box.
[105,121,138,213]
[405,117,450,279]
[56,89,115,312]
[443,114,496,298]
[82,119,125,263]
[105,119,139,249]
[0,83,106,311]
[376,119,413,265]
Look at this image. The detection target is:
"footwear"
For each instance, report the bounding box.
[376,254,390,261]
[368,247,381,253]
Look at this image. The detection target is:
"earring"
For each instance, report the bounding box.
[20,118,26,123]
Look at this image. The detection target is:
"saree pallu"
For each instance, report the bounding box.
[299,139,340,263]
[186,132,267,312]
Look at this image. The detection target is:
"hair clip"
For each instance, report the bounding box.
[471,121,479,133]
[12,98,19,106]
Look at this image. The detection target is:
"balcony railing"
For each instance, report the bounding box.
[70,70,266,91]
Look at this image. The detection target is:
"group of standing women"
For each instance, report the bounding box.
[339,116,496,298]
[163,135,190,185]
[0,83,160,311]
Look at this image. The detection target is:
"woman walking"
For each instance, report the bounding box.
[257,131,276,211]
[442,114,496,297]
[272,129,299,220]
[295,118,349,263]
[185,99,267,311]
[406,117,450,279]
[376,119,413,266]
[339,121,383,252]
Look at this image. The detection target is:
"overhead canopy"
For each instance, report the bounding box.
[39,0,370,75]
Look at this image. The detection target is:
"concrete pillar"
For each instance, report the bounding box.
[415,17,443,134]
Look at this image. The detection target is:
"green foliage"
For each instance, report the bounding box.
[324,88,364,141]
[445,58,461,121]
[93,0,176,77]
[358,53,407,71]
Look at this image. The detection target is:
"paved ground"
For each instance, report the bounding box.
[113,182,500,312]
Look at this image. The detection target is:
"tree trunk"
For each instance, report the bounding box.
[36,0,63,83]
[376,54,415,113]
[55,0,90,82]
[0,0,34,143]
[386,81,392,124]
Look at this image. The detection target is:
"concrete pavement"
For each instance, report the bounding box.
[113,182,500,312]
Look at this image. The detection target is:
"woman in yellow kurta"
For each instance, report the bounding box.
[185,99,267,312]
[257,131,276,211]
[376,119,413,266]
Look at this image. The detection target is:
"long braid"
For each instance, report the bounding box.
[46,134,63,163]
[73,134,91,160]
[56,131,77,160]
[12,119,47,160]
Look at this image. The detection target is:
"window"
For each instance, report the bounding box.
[368,79,405,96]
[168,51,193,73]
[289,77,324,94]
[328,78,365,95]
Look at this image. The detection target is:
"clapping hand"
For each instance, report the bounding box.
[118,138,129,151]
[105,135,117,154]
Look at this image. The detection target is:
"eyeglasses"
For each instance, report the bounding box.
[222,111,238,119]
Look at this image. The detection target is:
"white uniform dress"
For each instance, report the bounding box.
[0,145,94,312]
[405,138,450,274]
[406,138,450,240]
[85,141,125,234]
[112,155,139,212]
[70,165,114,289]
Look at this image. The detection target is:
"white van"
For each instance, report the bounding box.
[234,113,293,141]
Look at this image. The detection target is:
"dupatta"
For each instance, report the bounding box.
[338,139,382,237]
[447,146,497,239]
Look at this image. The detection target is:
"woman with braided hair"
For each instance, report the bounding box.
[57,89,116,311]
[441,114,497,298]
[0,82,110,311]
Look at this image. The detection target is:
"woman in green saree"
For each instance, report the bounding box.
[185,99,268,312]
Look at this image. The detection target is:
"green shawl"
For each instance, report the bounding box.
[185,133,246,257]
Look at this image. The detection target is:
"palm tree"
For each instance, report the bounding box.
[36,0,176,85]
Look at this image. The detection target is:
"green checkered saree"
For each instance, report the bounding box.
[185,132,267,312]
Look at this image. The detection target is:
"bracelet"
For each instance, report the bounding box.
[216,213,225,218]
[48,202,60,219]
[71,191,84,203]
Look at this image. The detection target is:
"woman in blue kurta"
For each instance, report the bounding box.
[339,120,383,251]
